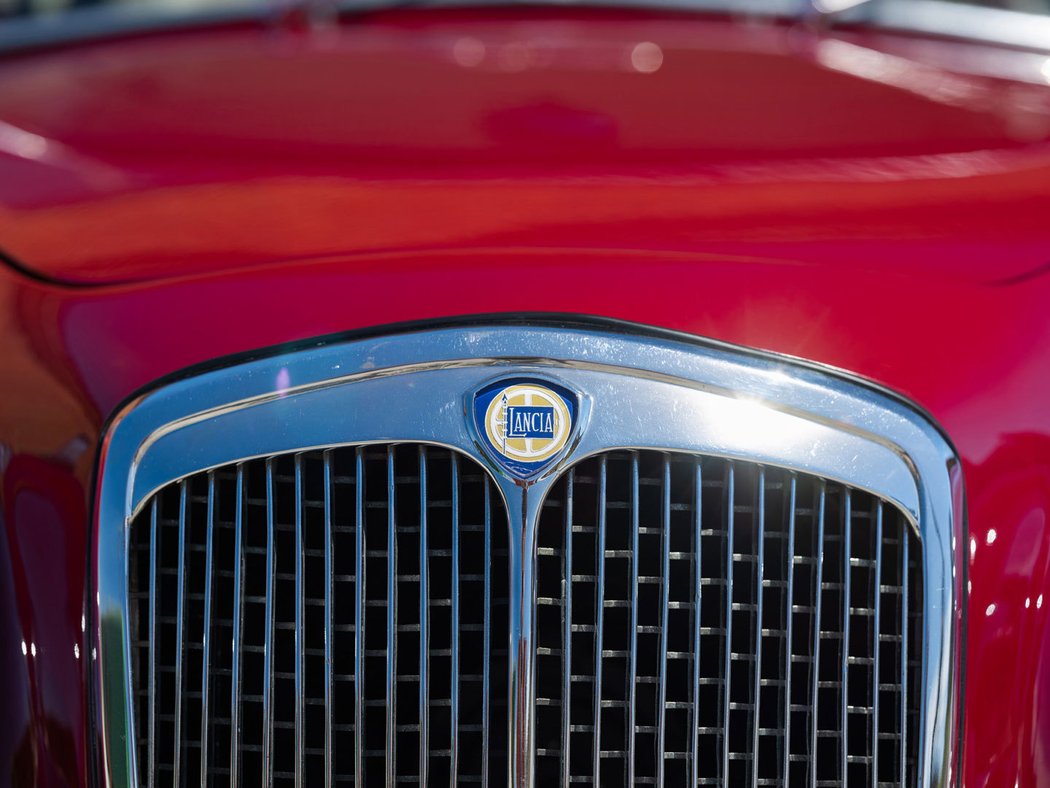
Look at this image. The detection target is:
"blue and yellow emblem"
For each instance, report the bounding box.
[472,377,579,479]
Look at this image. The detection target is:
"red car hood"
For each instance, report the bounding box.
[0,8,1048,285]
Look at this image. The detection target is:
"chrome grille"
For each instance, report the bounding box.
[534,451,923,786]
[105,325,960,787]
[127,445,510,787]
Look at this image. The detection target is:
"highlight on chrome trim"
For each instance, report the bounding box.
[92,321,963,787]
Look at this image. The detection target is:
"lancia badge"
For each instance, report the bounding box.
[472,377,580,479]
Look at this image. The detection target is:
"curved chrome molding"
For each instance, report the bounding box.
[93,322,962,788]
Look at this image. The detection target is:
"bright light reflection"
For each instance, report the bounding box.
[970,537,977,559]
[453,37,485,68]
[1039,595,1044,609]
[1026,597,1031,609]
[710,398,809,459]
[276,368,290,396]
[986,603,997,616]
[816,39,974,109]
[74,644,80,660]
[30,643,36,658]
[986,528,997,545]
[1042,58,1050,85]
[0,120,49,161]
[813,0,870,11]
[20,640,27,656]
[630,42,663,74]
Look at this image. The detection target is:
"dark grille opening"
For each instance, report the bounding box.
[128,445,510,787]
[534,450,923,787]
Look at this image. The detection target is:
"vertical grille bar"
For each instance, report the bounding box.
[900,527,909,788]
[199,473,216,785]
[626,453,640,787]
[419,447,430,788]
[385,447,397,786]
[294,455,305,788]
[229,466,244,788]
[871,501,883,788]
[841,491,852,783]
[808,482,826,788]
[655,457,671,786]
[560,469,574,787]
[147,499,158,788]
[689,462,702,787]
[354,448,366,787]
[721,463,734,784]
[262,460,277,785]
[751,468,765,787]
[591,457,607,785]
[323,451,335,788]
[172,481,188,788]
[781,474,797,785]
[482,476,492,788]
[450,454,461,787]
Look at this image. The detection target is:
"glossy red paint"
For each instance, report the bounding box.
[1,11,1049,285]
[0,8,1048,787]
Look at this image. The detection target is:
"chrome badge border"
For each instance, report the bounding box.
[92,321,964,788]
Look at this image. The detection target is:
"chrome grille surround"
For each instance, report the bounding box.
[94,321,963,787]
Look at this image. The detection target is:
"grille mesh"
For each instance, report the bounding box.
[128,445,924,786]
[128,445,510,786]
[533,451,923,786]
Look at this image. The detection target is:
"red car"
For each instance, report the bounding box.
[1,0,1049,785]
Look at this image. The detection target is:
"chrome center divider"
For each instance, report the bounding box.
[93,321,963,787]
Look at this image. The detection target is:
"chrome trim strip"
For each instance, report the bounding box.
[418,447,430,788]
[124,371,921,520]
[872,500,884,788]
[809,482,826,788]
[229,466,244,788]
[385,447,397,786]
[868,0,1050,52]
[507,473,540,788]
[721,463,734,784]
[450,453,462,788]
[96,322,962,788]
[656,457,671,786]
[323,451,335,788]
[262,461,276,785]
[147,499,157,788]
[752,467,765,786]
[689,462,702,786]
[353,448,366,787]
[481,477,492,788]
[841,490,852,782]
[172,482,187,788]
[560,469,574,787]
[591,457,607,785]
[782,474,797,784]
[626,454,640,788]
[901,528,910,788]
[199,473,216,787]
[294,455,305,788]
